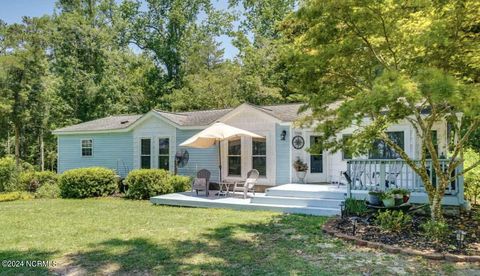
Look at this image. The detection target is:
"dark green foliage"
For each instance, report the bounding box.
[19,171,57,192]
[344,198,368,216]
[0,156,19,192]
[169,175,192,193]
[125,169,174,199]
[375,210,412,232]
[59,167,117,198]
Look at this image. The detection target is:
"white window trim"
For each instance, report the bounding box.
[227,138,242,177]
[139,137,153,169]
[80,138,93,157]
[157,136,171,171]
[252,138,267,177]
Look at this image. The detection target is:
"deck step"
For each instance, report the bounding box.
[251,195,343,208]
[150,194,340,216]
[265,189,346,200]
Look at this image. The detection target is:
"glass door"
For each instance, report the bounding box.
[307,135,327,183]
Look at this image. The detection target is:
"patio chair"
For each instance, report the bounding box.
[192,169,211,196]
[232,169,259,199]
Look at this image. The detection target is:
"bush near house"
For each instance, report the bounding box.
[375,210,412,232]
[125,169,175,199]
[35,182,61,199]
[59,167,117,198]
[169,175,192,192]
[19,171,58,192]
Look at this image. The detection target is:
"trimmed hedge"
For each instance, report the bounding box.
[125,169,176,199]
[169,175,192,192]
[19,171,58,192]
[35,182,61,199]
[59,167,117,198]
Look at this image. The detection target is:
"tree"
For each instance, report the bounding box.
[285,0,480,221]
[464,148,480,205]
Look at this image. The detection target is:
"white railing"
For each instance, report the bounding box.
[346,159,463,195]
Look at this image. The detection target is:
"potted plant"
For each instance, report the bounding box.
[391,189,404,206]
[368,190,383,206]
[293,158,308,183]
[391,188,410,204]
[380,192,395,208]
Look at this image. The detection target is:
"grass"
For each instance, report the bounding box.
[0,198,479,275]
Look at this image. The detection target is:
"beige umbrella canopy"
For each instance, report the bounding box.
[179,122,264,182]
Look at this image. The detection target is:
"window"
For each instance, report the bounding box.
[140,138,151,169]
[426,130,439,159]
[158,138,170,170]
[342,134,353,160]
[81,139,93,157]
[310,136,323,173]
[228,139,241,176]
[369,131,404,159]
[252,138,266,176]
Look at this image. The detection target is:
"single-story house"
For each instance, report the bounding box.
[53,103,465,209]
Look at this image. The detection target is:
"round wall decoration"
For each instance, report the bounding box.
[292,135,305,149]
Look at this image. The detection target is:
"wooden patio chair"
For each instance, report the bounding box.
[192,169,211,196]
[232,169,259,199]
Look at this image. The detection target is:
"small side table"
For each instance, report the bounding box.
[218,181,235,197]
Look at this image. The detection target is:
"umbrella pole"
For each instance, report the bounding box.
[218,141,222,183]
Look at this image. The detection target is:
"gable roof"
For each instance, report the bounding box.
[53,103,305,134]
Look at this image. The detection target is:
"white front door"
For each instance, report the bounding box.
[306,135,327,183]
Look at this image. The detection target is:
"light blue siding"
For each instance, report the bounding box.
[176,129,220,182]
[58,132,133,177]
[276,125,290,184]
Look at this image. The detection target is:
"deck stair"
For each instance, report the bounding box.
[250,184,345,216]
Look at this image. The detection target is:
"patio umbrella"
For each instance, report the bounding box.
[179,122,263,183]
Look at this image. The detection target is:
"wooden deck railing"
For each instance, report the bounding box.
[346,159,463,196]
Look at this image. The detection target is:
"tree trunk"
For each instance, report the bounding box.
[39,129,45,171]
[431,194,443,221]
[14,125,20,166]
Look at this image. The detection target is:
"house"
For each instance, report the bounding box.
[53,103,465,210]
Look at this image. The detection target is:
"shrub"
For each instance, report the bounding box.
[0,191,34,202]
[59,167,117,198]
[0,156,19,192]
[125,169,173,199]
[35,182,61,199]
[19,171,58,192]
[421,220,450,242]
[375,210,412,232]
[169,175,192,192]
[344,198,368,216]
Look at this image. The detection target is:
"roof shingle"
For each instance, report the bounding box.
[54,103,305,133]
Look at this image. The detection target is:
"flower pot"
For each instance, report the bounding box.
[382,198,395,208]
[296,171,307,184]
[403,195,410,203]
[368,193,382,206]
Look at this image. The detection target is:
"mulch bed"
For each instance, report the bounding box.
[324,206,480,262]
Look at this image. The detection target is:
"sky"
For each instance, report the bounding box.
[0,0,239,59]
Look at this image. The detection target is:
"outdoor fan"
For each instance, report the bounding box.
[175,150,189,174]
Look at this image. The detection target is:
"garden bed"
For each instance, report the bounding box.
[324,205,480,262]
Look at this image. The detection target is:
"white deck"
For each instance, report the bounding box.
[150,184,345,216]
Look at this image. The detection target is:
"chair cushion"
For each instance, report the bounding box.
[193,178,207,190]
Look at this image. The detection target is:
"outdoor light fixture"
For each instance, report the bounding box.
[280,130,287,141]
[350,217,359,236]
[455,230,466,249]
[340,201,346,218]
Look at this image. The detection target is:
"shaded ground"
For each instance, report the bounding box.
[0,198,479,275]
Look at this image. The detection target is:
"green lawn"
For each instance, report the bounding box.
[0,198,478,275]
